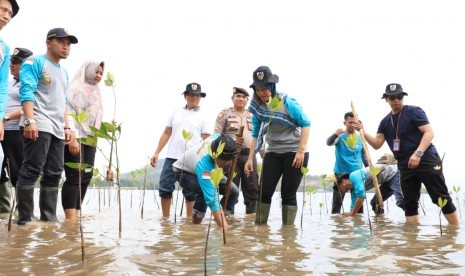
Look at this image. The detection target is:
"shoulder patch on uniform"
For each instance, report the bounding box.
[25,57,34,64]
[217,111,225,119]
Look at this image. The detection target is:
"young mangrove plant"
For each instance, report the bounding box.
[300,166,309,229]
[174,129,192,223]
[306,186,317,216]
[453,185,462,219]
[438,197,448,236]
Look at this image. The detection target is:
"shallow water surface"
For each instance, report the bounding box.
[1,189,464,275]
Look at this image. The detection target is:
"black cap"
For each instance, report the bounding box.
[6,0,18,18]
[182,82,206,98]
[250,66,279,88]
[336,173,350,185]
[46,28,78,44]
[382,83,408,99]
[11,47,33,61]
[232,87,249,97]
[211,134,238,161]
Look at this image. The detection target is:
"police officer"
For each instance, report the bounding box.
[214,87,259,214]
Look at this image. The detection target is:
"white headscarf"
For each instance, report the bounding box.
[67,60,104,136]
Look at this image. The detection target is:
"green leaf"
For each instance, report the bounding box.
[301,166,309,175]
[267,96,284,112]
[370,165,381,177]
[438,197,448,208]
[182,129,193,141]
[78,111,88,123]
[65,162,92,169]
[345,133,358,149]
[210,168,224,188]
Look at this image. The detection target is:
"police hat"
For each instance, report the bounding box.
[382,83,409,99]
[249,66,279,88]
[11,47,33,61]
[233,87,249,97]
[182,82,206,98]
[211,134,238,161]
[47,28,78,44]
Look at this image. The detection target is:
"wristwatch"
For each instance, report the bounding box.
[415,150,424,157]
[24,118,36,126]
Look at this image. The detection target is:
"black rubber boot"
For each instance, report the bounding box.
[0,181,12,213]
[17,186,35,225]
[39,187,59,222]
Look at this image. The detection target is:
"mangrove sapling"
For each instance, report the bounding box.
[174,129,192,223]
[306,186,317,216]
[140,160,150,219]
[453,186,462,219]
[438,197,448,236]
[300,166,309,230]
[319,174,334,214]
[7,160,15,232]
[91,72,124,238]
[319,202,323,219]
[257,95,284,225]
[204,142,226,275]
[66,110,92,261]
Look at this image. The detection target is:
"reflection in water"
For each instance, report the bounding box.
[0,191,464,274]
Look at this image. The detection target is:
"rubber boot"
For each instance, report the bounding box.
[282,205,298,225]
[246,201,257,214]
[255,202,271,225]
[17,186,35,225]
[0,181,12,213]
[39,187,59,222]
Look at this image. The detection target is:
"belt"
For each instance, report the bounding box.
[239,148,250,155]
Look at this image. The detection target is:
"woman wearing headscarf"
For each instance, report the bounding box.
[61,60,104,219]
[244,66,310,226]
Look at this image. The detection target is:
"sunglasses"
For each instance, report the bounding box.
[387,94,404,101]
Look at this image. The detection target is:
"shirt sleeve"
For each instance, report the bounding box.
[214,110,227,134]
[195,156,221,212]
[19,56,42,104]
[284,96,311,127]
[251,114,261,138]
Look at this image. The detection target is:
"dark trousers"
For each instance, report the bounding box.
[61,144,96,210]
[400,153,456,216]
[232,153,259,206]
[17,132,65,188]
[0,130,24,186]
[260,152,309,206]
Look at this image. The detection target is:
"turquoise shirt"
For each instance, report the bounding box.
[349,168,367,210]
[333,133,364,174]
[0,39,10,119]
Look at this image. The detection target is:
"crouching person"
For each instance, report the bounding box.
[172,134,240,228]
[337,162,404,217]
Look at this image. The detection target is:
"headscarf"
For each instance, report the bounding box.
[67,60,104,136]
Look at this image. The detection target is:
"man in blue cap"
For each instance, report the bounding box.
[16,28,78,225]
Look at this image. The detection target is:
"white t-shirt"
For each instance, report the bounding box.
[165,106,212,159]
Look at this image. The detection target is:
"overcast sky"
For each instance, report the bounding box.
[3,1,465,184]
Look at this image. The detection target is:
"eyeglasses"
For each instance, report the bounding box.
[387,94,404,101]
[10,58,22,65]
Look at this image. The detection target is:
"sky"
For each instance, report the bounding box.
[2,1,465,184]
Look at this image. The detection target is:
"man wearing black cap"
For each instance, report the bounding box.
[0,0,19,141]
[360,83,459,225]
[16,28,78,225]
[0,47,32,213]
[172,133,240,228]
[214,87,259,214]
[150,82,211,221]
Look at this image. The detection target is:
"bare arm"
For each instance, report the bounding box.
[150,127,172,167]
[201,133,210,140]
[408,124,434,169]
[293,126,310,168]
[344,197,365,217]
[244,137,258,174]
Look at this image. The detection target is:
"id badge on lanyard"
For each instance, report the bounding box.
[393,138,400,151]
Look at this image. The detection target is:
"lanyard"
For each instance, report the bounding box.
[390,110,402,139]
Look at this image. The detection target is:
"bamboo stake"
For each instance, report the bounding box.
[222,126,244,212]
[351,101,384,210]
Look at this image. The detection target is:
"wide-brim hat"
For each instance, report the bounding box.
[382,83,408,99]
[249,65,279,88]
[47,28,78,44]
[232,87,249,97]
[182,82,206,98]
[8,0,19,17]
[376,153,397,165]
[11,47,33,61]
[211,134,238,161]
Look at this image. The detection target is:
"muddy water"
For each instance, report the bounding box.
[1,189,464,275]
